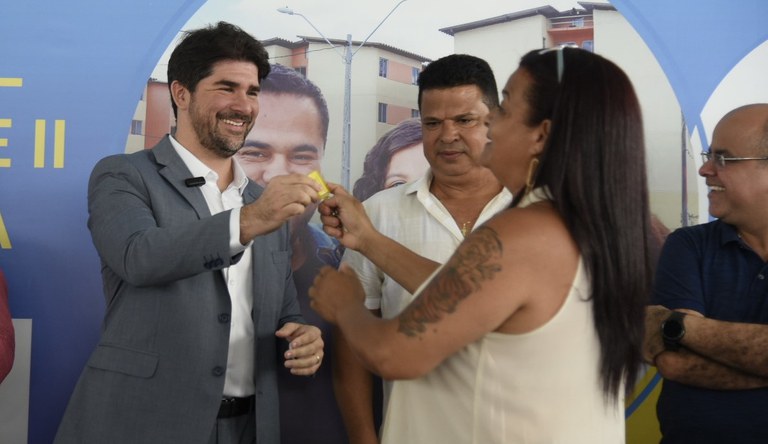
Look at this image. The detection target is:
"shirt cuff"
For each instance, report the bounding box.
[229,207,251,252]
[364,298,381,311]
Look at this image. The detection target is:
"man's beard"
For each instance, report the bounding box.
[190,102,251,158]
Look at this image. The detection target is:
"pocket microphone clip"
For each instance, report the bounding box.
[185,177,206,187]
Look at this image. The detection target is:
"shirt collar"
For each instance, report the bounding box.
[230,158,250,195]
[718,220,744,246]
[408,169,433,197]
[411,169,513,204]
[169,135,248,195]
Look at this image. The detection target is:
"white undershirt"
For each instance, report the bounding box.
[170,136,255,397]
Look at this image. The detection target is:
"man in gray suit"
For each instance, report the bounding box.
[55,22,324,444]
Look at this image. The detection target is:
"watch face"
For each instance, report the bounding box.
[663,318,684,340]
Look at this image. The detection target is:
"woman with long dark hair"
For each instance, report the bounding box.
[311,47,652,443]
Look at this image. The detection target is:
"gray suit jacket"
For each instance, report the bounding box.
[55,137,303,444]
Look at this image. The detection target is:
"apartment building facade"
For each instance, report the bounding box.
[264,36,430,185]
[127,37,429,188]
[440,2,699,229]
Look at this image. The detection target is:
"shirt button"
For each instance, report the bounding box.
[218,313,230,323]
[212,366,224,376]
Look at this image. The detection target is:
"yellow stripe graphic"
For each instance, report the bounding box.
[0,78,23,87]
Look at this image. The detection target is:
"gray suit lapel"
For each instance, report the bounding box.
[152,137,211,219]
[243,181,266,327]
[242,181,262,205]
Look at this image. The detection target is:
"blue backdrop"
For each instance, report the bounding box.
[0,2,206,442]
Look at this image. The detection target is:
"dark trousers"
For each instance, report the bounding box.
[207,400,256,444]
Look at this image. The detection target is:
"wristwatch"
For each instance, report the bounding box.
[661,311,687,351]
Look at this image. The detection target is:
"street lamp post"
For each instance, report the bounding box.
[278,1,408,189]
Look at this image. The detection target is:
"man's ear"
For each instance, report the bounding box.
[532,119,551,155]
[170,81,190,112]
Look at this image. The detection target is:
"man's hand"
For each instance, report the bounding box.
[644,305,704,364]
[643,305,671,364]
[276,322,324,376]
[317,183,379,254]
[240,174,321,243]
[309,264,366,325]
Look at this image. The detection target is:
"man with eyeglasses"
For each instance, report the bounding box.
[325,54,512,444]
[643,103,768,443]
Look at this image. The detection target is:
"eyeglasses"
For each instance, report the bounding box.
[700,151,768,168]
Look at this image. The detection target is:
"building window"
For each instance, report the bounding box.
[378,103,388,123]
[411,109,420,118]
[582,40,594,52]
[411,67,420,85]
[379,58,388,78]
[294,66,307,77]
[130,120,143,136]
[571,17,585,28]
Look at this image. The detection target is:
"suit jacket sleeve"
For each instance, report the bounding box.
[87,154,234,287]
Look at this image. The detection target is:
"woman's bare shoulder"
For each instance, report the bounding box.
[474,203,579,278]
[478,204,580,333]
[483,203,572,245]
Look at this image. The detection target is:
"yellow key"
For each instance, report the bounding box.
[308,171,331,200]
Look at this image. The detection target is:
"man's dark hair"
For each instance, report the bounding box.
[167,21,270,118]
[417,54,498,111]
[261,64,330,144]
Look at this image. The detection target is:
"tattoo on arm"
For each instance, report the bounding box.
[398,226,503,338]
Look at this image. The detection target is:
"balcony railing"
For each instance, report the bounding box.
[549,15,594,30]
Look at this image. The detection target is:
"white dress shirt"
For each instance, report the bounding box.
[170,136,255,397]
[343,170,513,319]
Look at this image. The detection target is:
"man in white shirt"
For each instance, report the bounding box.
[325,54,512,444]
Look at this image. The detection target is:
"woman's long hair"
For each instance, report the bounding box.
[519,47,652,398]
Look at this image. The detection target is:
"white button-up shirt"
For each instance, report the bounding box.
[343,170,513,319]
[170,136,255,397]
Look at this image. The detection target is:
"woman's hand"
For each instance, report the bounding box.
[309,264,366,324]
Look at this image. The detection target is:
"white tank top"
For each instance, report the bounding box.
[380,192,625,444]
